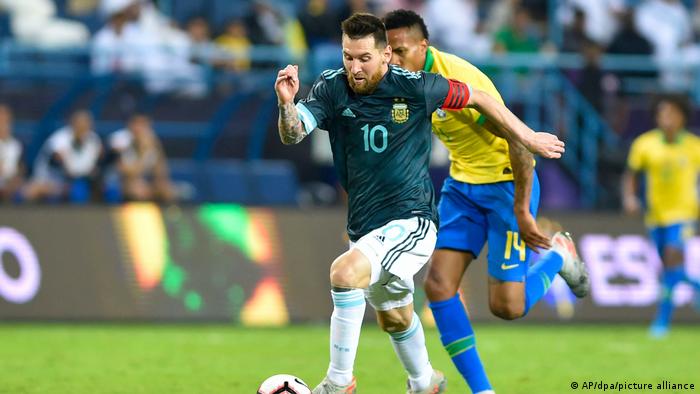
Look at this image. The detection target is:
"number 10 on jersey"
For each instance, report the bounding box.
[362,124,388,153]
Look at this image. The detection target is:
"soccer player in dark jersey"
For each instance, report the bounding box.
[274,13,564,394]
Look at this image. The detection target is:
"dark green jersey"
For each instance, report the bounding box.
[296,65,452,241]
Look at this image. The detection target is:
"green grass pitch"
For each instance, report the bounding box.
[0,324,697,393]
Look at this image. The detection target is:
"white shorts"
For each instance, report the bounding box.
[351,217,437,311]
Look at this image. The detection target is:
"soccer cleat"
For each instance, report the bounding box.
[552,232,590,298]
[312,376,356,394]
[406,370,446,394]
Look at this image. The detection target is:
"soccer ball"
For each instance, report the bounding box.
[257,374,311,394]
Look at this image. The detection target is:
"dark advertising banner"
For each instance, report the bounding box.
[0,206,698,323]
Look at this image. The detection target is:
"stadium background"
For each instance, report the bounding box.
[0,0,699,393]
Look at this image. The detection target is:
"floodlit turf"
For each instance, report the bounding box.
[0,324,698,393]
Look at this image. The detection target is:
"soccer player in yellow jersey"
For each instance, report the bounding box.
[384,10,590,393]
[622,95,700,338]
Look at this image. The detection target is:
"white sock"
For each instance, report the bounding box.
[389,312,433,390]
[326,289,366,386]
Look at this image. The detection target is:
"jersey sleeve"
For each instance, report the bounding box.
[295,75,334,134]
[627,136,646,171]
[421,72,471,113]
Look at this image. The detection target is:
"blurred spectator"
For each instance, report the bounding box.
[578,38,605,113]
[0,0,89,47]
[558,0,625,47]
[215,19,252,72]
[108,113,176,202]
[374,0,424,14]
[520,0,548,22]
[299,0,342,49]
[93,0,206,96]
[245,0,286,46]
[186,16,211,45]
[493,7,541,53]
[25,110,102,202]
[635,0,693,90]
[692,0,700,36]
[67,0,99,16]
[338,0,373,22]
[561,7,588,53]
[636,0,692,60]
[0,105,23,202]
[608,10,653,56]
[92,0,142,75]
[424,0,478,55]
[185,16,213,65]
[485,0,518,34]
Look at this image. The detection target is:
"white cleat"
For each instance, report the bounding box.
[552,232,590,298]
[406,370,446,394]
[312,376,356,394]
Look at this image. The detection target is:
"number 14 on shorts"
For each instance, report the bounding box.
[504,231,527,262]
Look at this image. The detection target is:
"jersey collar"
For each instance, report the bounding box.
[423,47,435,72]
[657,128,687,144]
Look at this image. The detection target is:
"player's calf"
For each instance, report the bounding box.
[488,281,526,320]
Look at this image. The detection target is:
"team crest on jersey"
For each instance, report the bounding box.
[392,99,409,123]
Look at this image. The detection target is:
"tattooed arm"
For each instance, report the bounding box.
[275,64,309,145]
[278,102,308,145]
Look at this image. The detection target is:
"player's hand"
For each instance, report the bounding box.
[516,210,551,252]
[623,195,641,216]
[525,132,565,159]
[275,64,300,105]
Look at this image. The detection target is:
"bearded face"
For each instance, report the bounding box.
[342,34,391,95]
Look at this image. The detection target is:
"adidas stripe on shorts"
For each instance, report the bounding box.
[351,216,437,311]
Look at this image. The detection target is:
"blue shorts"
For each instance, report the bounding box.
[648,222,695,258]
[435,174,540,282]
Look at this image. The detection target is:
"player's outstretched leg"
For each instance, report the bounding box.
[552,232,590,298]
[521,244,564,315]
[312,287,364,394]
[429,294,493,394]
[650,265,685,338]
[383,310,445,394]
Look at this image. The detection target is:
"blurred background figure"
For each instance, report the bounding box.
[424,0,477,56]
[215,19,252,72]
[24,110,102,203]
[92,0,206,96]
[493,6,542,54]
[245,0,286,47]
[108,113,176,203]
[622,95,700,338]
[0,104,24,202]
[0,0,89,47]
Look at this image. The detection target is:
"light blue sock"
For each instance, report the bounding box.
[429,294,491,393]
[653,266,684,328]
[524,251,564,315]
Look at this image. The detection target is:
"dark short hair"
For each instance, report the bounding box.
[655,94,691,123]
[383,9,429,40]
[341,13,388,48]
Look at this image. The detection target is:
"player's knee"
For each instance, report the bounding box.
[489,298,525,320]
[329,264,360,288]
[378,314,412,333]
[424,270,457,302]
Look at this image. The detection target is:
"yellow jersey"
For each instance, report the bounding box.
[627,129,700,226]
[425,46,513,184]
